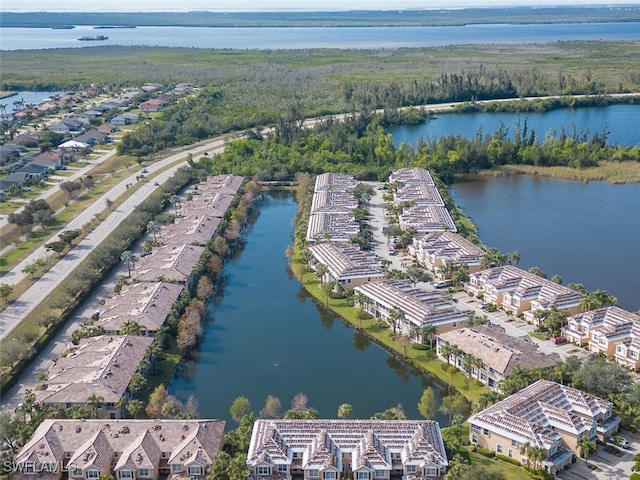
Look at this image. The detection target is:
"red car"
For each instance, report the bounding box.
[554,337,568,345]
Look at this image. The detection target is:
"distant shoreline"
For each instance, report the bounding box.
[2,6,640,29]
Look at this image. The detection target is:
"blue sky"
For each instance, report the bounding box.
[3,0,640,12]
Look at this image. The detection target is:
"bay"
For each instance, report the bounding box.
[168,192,444,424]
[2,22,640,51]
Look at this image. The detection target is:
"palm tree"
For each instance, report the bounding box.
[529,446,547,471]
[127,399,145,419]
[120,250,136,277]
[440,343,456,365]
[421,324,437,349]
[155,325,169,348]
[85,394,104,418]
[519,442,533,469]
[120,320,141,335]
[388,306,405,337]
[314,263,328,284]
[579,435,597,466]
[147,220,161,243]
[170,194,181,215]
[463,354,477,378]
[115,396,127,417]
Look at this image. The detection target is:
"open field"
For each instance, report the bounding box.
[488,161,640,184]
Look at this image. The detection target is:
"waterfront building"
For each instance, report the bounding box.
[408,232,485,278]
[308,243,384,289]
[354,279,469,337]
[468,380,620,475]
[247,419,448,480]
[465,265,583,318]
[12,419,225,480]
[436,324,561,390]
[35,335,153,419]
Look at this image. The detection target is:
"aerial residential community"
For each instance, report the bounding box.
[2,6,640,480]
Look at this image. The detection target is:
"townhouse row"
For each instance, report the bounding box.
[33,175,245,419]
[14,419,450,480]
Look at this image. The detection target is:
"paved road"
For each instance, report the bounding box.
[0,138,228,342]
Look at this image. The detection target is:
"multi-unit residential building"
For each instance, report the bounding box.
[306,213,360,243]
[564,306,640,367]
[408,232,485,278]
[465,265,583,318]
[354,280,469,337]
[160,214,221,247]
[398,206,457,234]
[614,319,640,369]
[436,324,561,390]
[97,282,184,337]
[308,243,385,290]
[133,244,205,291]
[468,380,620,475]
[314,173,358,192]
[35,335,153,419]
[394,184,444,207]
[310,190,359,214]
[388,168,435,186]
[247,419,448,480]
[12,419,225,480]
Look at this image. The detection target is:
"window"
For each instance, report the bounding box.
[73,468,82,478]
[309,469,319,478]
[375,471,386,478]
[521,458,528,465]
[138,468,150,477]
[511,440,518,448]
[496,445,503,454]
[161,452,169,458]
[483,428,490,437]
[188,466,202,476]
[119,471,133,479]
[66,452,72,458]
[508,450,513,458]
[471,434,478,444]
[87,471,99,479]
[357,472,369,480]
[406,465,417,473]
[171,464,182,473]
[425,468,438,476]
[324,471,337,479]
[278,465,288,473]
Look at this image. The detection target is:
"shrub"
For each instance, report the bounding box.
[469,444,477,452]
[411,343,430,350]
[357,309,373,320]
[476,447,496,458]
[496,454,522,466]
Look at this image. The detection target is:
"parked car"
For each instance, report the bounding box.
[553,336,568,345]
[387,249,396,256]
[613,436,630,448]
[479,301,489,309]
[141,168,148,173]
[433,280,452,289]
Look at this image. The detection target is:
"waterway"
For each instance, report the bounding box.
[168,191,445,424]
[2,22,640,50]
[390,106,640,312]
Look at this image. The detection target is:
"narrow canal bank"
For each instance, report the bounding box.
[168,191,448,424]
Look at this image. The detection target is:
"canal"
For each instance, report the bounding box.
[168,191,446,423]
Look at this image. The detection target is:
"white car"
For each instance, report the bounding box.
[433,280,451,289]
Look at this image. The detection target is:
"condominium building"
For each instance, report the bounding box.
[436,324,561,390]
[354,280,469,336]
[308,243,384,289]
[465,265,583,318]
[409,232,485,278]
[12,419,225,480]
[35,335,153,419]
[468,380,620,475]
[247,419,448,480]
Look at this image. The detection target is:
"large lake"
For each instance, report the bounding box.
[391,106,640,312]
[168,192,445,424]
[2,22,640,50]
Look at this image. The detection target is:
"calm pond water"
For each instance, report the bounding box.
[2,22,640,50]
[450,176,640,312]
[169,191,445,423]
[389,105,640,147]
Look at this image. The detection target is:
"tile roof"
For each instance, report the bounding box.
[395,184,444,206]
[308,243,384,281]
[67,429,112,472]
[306,213,359,243]
[354,280,469,329]
[412,231,485,266]
[399,205,457,233]
[247,420,447,469]
[36,335,153,405]
[160,214,221,246]
[437,325,561,376]
[115,430,161,471]
[133,244,204,283]
[389,168,435,186]
[469,380,613,449]
[98,282,184,334]
[314,173,358,192]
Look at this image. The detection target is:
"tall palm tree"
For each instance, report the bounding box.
[120,320,141,335]
[440,343,455,365]
[314,263,328,284]
[579,436,597,466]
[170,194,181,216]
[155,325,169,348]
[463,354,477,378]
[388,306,405,337]
[85,394,104,418]
[147,220,161,243]
[421,324,437,349]
[120,250,136,278]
